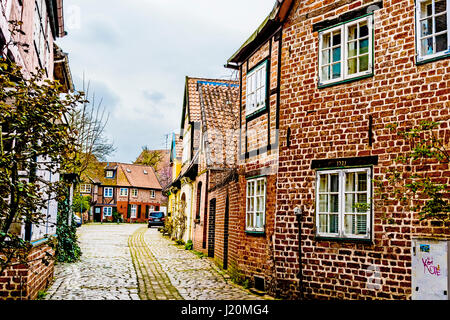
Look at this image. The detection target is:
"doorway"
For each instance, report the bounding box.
[208,198,216,258]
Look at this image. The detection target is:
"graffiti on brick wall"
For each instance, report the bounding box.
[422,257,441,276]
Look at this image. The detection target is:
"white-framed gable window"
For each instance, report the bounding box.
[416,0,450,62]
[182,127,191,164]
[120,188,128,196]
[104,187,113,198]
[318,15,373,86]
[316,168,372,239]
[246,60,267,117]
[80,184,91,193]
[246,177,266,232]
[106,170,114,178]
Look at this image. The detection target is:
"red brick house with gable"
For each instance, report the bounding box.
[81,162,163,223]
[189,79,240,262]
[225,0,450,300]
[223,0,294,293]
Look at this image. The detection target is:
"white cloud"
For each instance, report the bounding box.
[58,0,276,162]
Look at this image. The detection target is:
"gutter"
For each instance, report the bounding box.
[227,0,294,64]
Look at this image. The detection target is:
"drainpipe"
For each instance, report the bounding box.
[294,206,303,299]
[203,170,209,249]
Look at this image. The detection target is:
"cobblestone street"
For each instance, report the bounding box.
[45,224,265,300]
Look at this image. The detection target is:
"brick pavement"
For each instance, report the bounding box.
[45,224,266,300]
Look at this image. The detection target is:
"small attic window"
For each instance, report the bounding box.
[143,170,148,175]
[106,170,114,178]
[126,168,131,173]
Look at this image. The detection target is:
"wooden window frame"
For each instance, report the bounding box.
[245,60,268,117]
[103,207,112,217]
[104,187,113,198]
[318,15,374,86]
[315,167,372,240]
[245,177,266,233]
[416,0,450,62]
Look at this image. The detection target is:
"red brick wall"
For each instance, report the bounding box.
[0,244,54,300]
[274,0,450,300]
[228,24,282,291]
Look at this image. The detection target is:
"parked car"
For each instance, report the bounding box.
[74,214,82,227]
[148,211,165,228]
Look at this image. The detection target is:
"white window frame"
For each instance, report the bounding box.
[131,188,138,197]
[315,167,372,240]
[80,184,91,193]
[150,190,156,198]
[318,15,373,86]
[245,177,266,232]
[130,204,137,218]
[120,188,128,196]
[182,126,191,164]
[106,170,114,178]
[245,60,267,117]
[416,0,450,62]
[104,187,113,198]
[103,207,112,217]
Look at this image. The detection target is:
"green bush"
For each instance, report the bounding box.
[185,240,193,250]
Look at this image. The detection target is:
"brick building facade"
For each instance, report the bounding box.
[272,0,449,300]
[224,2,289,291]
[223,0,450,299]
[81,162,163,223]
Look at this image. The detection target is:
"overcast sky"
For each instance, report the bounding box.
[58,0,276,163]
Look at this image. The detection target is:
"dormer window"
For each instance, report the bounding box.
[106,170,114,178]
[143,170,148,175]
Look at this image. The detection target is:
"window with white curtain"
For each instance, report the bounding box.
[130,204,137,218]
[416,0,450,61]
[318,15,373,86]
[316,168,371,239]
[246,177,266,232]
[246,60,267,116]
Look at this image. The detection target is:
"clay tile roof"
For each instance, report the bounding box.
[197,80,240,168]
[119,163,162,190]
[84,162,122,186]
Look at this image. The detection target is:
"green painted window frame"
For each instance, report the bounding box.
[315,167,373,241]
[245,176,267,233]
[245,59,269,118]
[317,13,375,88]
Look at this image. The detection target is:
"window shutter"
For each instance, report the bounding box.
[138,205,141,219]
[127,204,131,218]
[145,205,149,219]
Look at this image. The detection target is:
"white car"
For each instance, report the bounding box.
[73,214,82,227]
